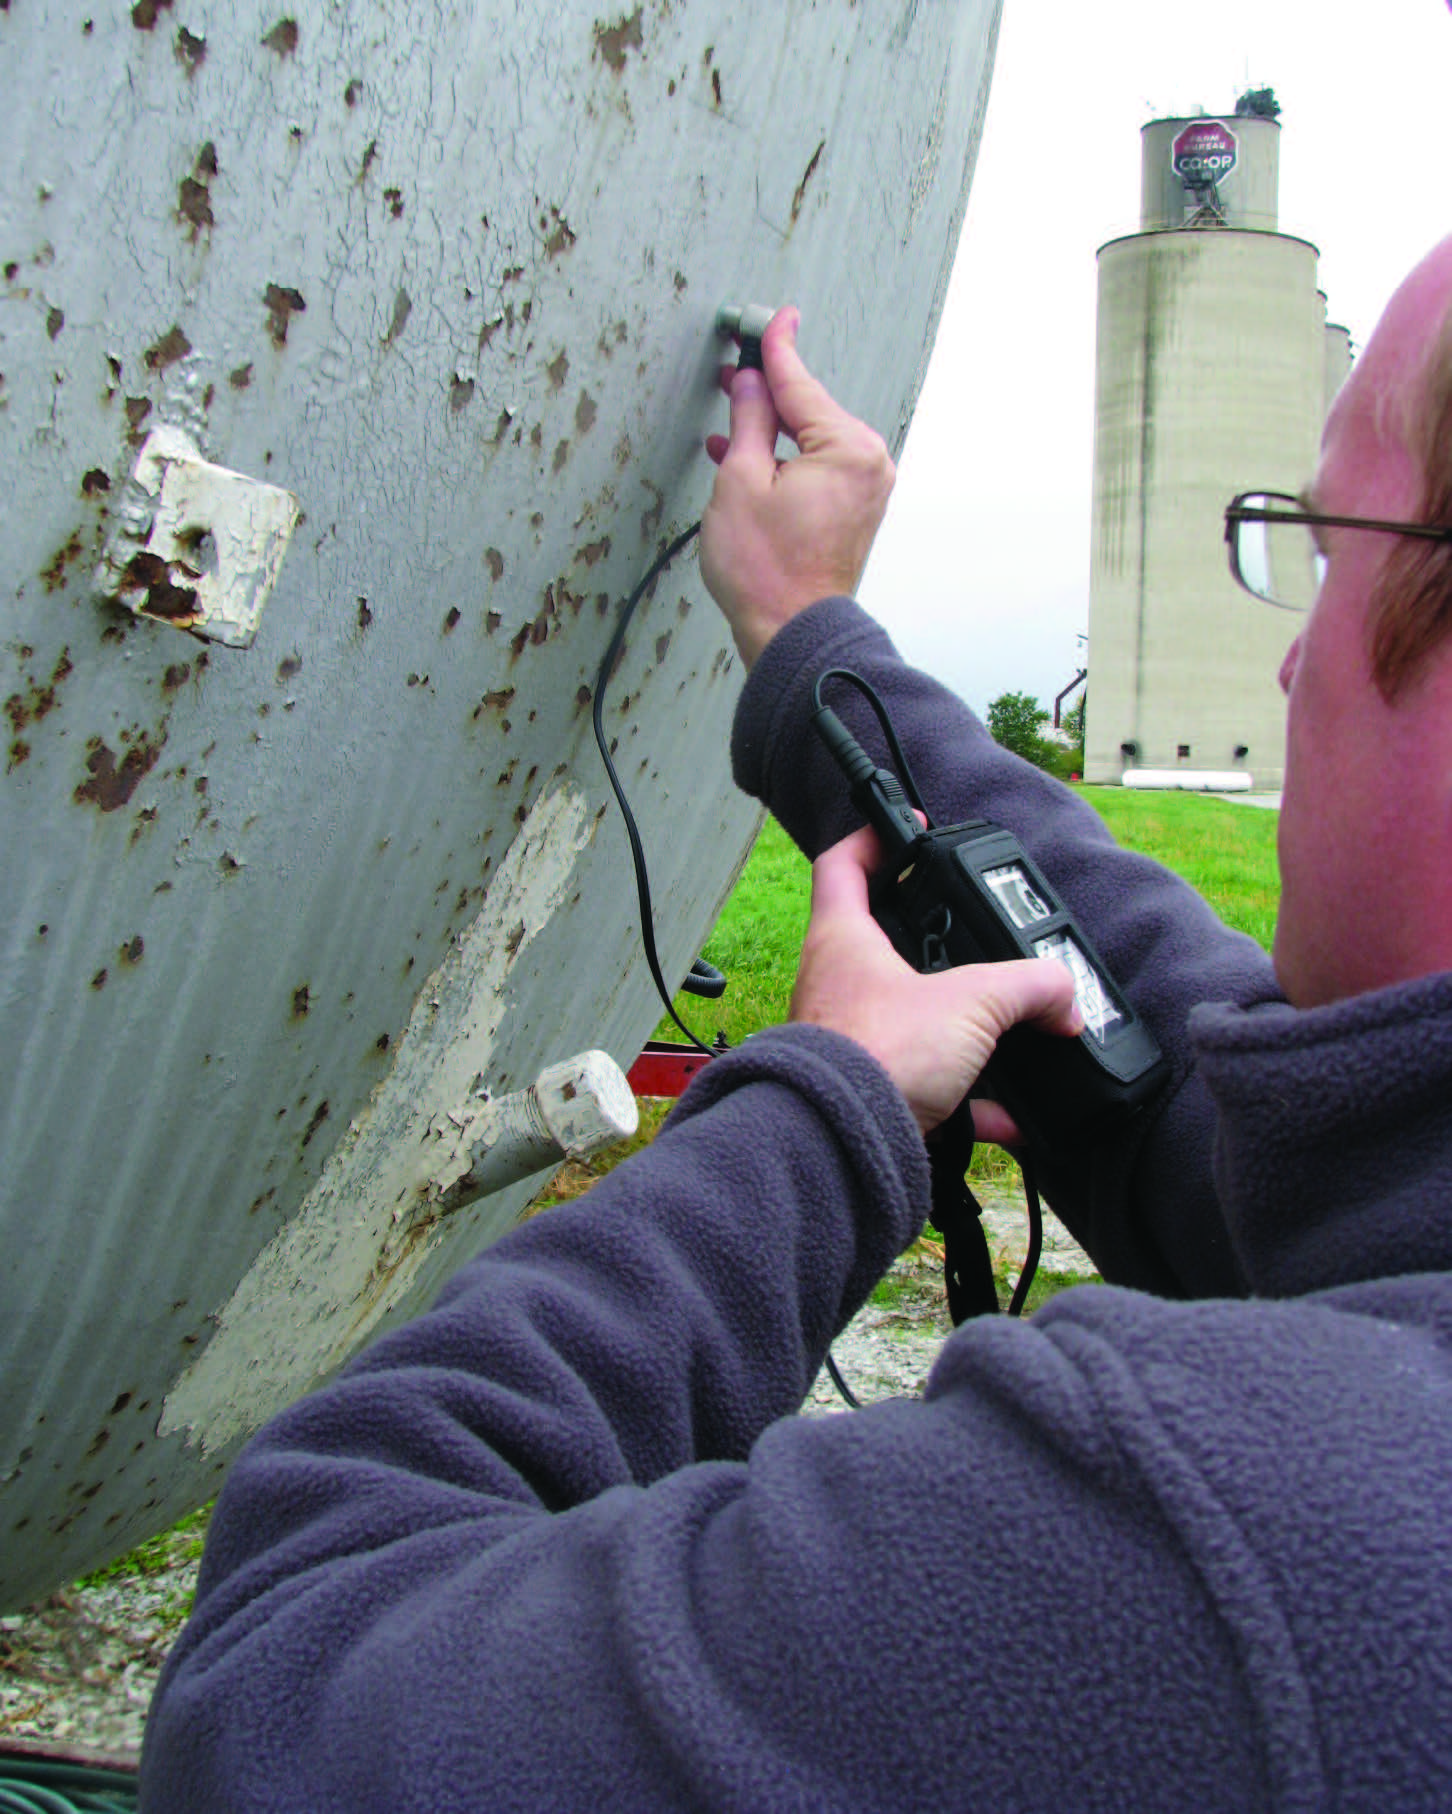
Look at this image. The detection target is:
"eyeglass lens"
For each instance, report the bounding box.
[1235,495,1325,610]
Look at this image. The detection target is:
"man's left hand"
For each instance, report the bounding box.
[790,828,1083,1135]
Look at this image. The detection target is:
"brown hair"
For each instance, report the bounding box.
[1369,300,1452,698]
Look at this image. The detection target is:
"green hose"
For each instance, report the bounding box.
[0,1757,138,1812]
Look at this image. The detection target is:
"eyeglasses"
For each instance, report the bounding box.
[1224,491,1452,612]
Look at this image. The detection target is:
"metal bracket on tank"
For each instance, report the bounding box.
[715,302,777,370]
[94,426,301,648]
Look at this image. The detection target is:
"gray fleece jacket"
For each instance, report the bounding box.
[140,599,1452,1811]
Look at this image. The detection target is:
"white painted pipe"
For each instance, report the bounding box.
[457,1051,639,1200]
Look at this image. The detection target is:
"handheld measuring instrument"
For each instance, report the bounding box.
[812,674,1166,1151]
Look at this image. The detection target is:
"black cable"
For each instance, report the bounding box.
[591,520,716,1055]
[823,1351,860,1409]
[1008,1157,1043,1317]
[811,668,932,822]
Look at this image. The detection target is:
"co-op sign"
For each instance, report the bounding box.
[1173,121,1237,188]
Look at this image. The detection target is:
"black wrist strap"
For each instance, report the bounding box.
[928,1109,999,1323]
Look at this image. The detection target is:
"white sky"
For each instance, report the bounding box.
[859,0,1452,719]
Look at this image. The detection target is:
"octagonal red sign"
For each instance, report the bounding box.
[1172,120,1238,187]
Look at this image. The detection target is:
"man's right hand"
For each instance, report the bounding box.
[700,308,896,667]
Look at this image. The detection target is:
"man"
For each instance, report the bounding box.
[141,241,1452,1809]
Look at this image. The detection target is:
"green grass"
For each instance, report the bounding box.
[651,815,811,1049]
[1077,786,1279,952]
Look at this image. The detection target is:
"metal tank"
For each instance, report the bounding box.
[0,0,1004,1610]
[1085,106,1338,789]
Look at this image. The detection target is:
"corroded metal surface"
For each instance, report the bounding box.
[0,0,1002,1607]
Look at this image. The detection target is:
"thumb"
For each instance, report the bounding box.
[759,306,852,451]
[942,956,1084,1045]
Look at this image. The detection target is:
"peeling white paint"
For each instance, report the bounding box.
[159,784,593,1453]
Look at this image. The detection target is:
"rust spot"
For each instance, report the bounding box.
[81,467,111,497]
[546,350,568,390]
[552,439,570,474]
[711,67,723,108]
[383,288,411,346]
[122,551,199,622]
[529,424,543,451]
[450,375,475,412]
[509,624,530,659]
[91,968,108,991]
[677,595,691,618]
[383,187,404,219]
[120,934,144,965]
[575,391,597,434]
[161,662,191,693]
[110,1392,133,1415]
[277,653,303,682]
[594,8,643,74]
[301,1099,330,1148]
[75,732,164,813]
[46,307,64,341]
[791,139,826,224]
[130,805,158,845]
[131,0,173,29]
[477,316,503,356]
[443,606,461,632]
[359,139,378,181]
[502,265,524,286]
[640,480,664,541]
[673,270,687,293]
[655,631,672,663]
[345,78,363,107]
[486,610,502,632]
[262,17,298,55]
[124,397,152,437]
[144,324,192,373]
[375,1032,390,1052]
[485,548,504,582]
[292,984,310,1018]
[479,687,515,712]
[177,176,214,239]
[264,284,306,348]
[543,210,575,258]
[504,921,525,956]
[7,739,29,770]
[577,535,611,568]
[357,597,373,629]
[613,431,632,470]
[175,25,206,72]
[40,531,84,592]
[575,684,592,711]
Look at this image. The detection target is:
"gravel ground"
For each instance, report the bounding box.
[0,1190,1094,1764]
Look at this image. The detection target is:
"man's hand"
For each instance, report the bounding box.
[700,308,895,667]
[790,828,1084,1136]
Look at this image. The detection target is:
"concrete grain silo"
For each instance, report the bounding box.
[1084,105,1349,788]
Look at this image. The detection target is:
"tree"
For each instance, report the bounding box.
[987,690,1052,764]
[986,690,1077,781]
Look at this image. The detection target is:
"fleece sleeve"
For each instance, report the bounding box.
[731,597,1286,1297]
[139,1025,1300,1814]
